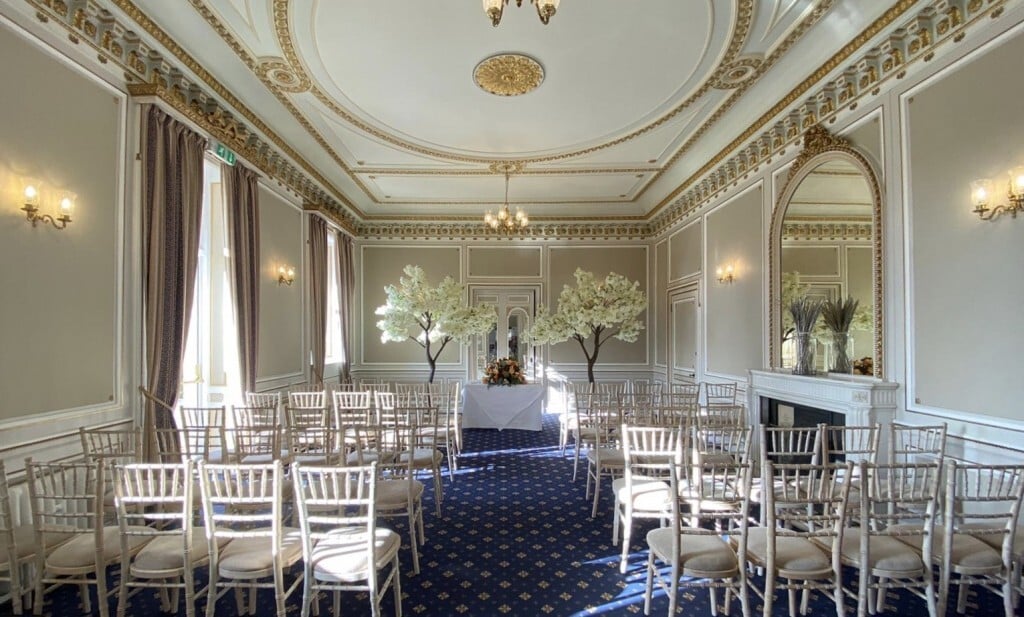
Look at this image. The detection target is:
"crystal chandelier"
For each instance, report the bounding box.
[484,170,529,233]
[483,0,560,27]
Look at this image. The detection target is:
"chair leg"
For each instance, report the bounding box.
[408,513,421,575]
[668,561,680,616]
[956,578,968,613]
[763,570,775,617]
[590,468,602,518]
[710,586,719,616]
[300,565,313,617]
[643,550,655,616]
[619,512,631,574]
[392,554,403,617]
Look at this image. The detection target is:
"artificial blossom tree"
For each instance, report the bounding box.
[527,268,647,384]
[375,265,496,383]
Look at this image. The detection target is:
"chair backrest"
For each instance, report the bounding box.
[669,382,700,397]
[226,424,283,463]
[285,406,329,430]
[621,425,686,480]
[0,460,16,575]
[617,393,660,425]
[595,381,627,395]
[79,426,143,465]
[697,404,745,429]
[859,460,942,563]
[198,461,283,545]
[114,461,194,540]
[703,381,738,407]
[333,390,373,427]
[760,424,824,468]
[288,390,327,409]
[821,424,880,464]
[889,423,947,466]
[291,463,378,571]
[943,462,1024,558]
[172,425,226,462]
[26,458,104,546]
[693,425,753,464]
[765,461,854,537]
[287,425,337,466]
[659,392,699,427]
[232,404,279,428]
[178,406,226,429]
[245,391,281,413]
[395,383,428,395]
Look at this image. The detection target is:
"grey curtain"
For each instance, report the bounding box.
[141,105,207,438]
[308,216,329,387]
[223,163,261,394]
[336,233,355,382]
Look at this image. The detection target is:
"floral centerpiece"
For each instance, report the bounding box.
[483,357,526,386]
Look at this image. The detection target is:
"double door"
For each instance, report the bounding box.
[470,286,538,380]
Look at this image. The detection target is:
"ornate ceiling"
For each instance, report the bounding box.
[16,0,996,237]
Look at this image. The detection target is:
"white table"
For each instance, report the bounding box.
[462,383,545,431]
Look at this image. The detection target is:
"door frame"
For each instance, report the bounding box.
[667,282,701,386]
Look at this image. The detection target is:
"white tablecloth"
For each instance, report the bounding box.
[462,384,545,431]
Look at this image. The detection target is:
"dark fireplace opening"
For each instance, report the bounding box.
[760,397,846,428]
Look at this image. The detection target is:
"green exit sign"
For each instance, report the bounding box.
[213,143,236,166]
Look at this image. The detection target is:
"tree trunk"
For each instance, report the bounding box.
[586,357,596,384]
[427,357,436,383]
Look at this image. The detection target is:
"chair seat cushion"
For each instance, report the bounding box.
[647,527,738,575]
[838,533,925,574]
[746,527,831,576]
[47,526,152,569]
[963,522,1024,555]
[217,527,302,575]
[131,527,223,574]
[612,478,672,511]
[0,525,74,566]
[311,528,400,583]
[398,448,442,465]
[891,525,1002,569]
[586,448,624,466]
[375,479,424,508]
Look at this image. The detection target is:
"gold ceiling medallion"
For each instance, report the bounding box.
[256,58,311,93]
[711,55,764,89]
[474,54,545,97]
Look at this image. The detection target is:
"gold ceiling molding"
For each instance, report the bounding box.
[647,0,1001,236]
[356,221,651,241]
[474,54,545,97]
[356,166,654,176]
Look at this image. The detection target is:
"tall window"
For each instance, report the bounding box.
[180,158,240,408]
[325,230,344,365]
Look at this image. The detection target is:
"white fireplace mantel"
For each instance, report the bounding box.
[747,369,900,427]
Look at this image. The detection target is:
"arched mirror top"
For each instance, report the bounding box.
[769,125,884,378]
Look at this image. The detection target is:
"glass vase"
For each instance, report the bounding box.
[792,331,817,376]
[828,331,853,374]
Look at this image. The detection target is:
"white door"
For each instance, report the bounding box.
[470,286,539,380]
[668,286,700,385]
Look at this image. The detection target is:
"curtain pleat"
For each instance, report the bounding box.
[223,163,261,394]
[141,104,207,441]
[336,233,355,382]
[308,216,329,387]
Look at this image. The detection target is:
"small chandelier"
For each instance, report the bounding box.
[483,0,559,27]
[484,170,529,233]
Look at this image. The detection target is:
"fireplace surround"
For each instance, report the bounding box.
[747,369,899,429]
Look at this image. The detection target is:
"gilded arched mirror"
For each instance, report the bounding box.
[769,125,883,377]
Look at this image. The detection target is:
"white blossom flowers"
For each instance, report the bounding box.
[527,269,647,383]
[375,265,496,382]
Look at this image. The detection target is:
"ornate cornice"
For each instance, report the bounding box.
[355,221,651,241]
[782,221,874,242]
[648,0,1003,235]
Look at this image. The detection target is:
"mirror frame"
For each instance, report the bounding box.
[769,125,884,377]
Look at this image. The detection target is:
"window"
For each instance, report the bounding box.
[325,230,344,365]
[180,158,240,409]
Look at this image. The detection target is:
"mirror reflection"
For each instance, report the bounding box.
[779,159,875,374]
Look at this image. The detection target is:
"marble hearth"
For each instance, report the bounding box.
[747,369,900,429]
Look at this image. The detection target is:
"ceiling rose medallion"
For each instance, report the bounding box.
[474,54,544,97]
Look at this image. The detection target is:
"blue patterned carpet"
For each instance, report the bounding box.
[38,413,1013,616]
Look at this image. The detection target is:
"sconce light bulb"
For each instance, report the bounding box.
[24,185,38,201]
[971,179,993,208]
[716,267,723,277]
[59,195,74,217]
[1011,167,1024,197]
[726,264,734,274]
[287,267,295,278]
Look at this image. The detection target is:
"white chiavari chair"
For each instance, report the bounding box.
[26,458,152,617]
[177,407,228,463]
[644,459,752,617]
[198,460,302,617]
[612,424,685,573]
[291,463,402,617]
[703,381,738,408]
[561,381,594,455]
[754,424,824,526]
[113,460,214,617]
[745,461,854,617]
[244,392,282,423]
[374,419,426,575]
[232,404,279,429]
[889,422,947,467]
[585,395,625,518]
[0,459,58,615]
[79,426,144,521]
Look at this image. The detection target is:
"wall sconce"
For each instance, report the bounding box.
[21,181,74,230]
[716,264,736,285]
[277,265,296,286]
[971,166,1024,221]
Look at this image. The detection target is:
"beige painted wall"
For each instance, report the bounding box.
[256,186,303,381]
[906,31,1024,420]
[546,246,648,365]
[669,220,701,281]
[468,246,542,278]
[655,241,668,366]
[360,245,462,365]
[704,185,764,377]
[0,27,121,418]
